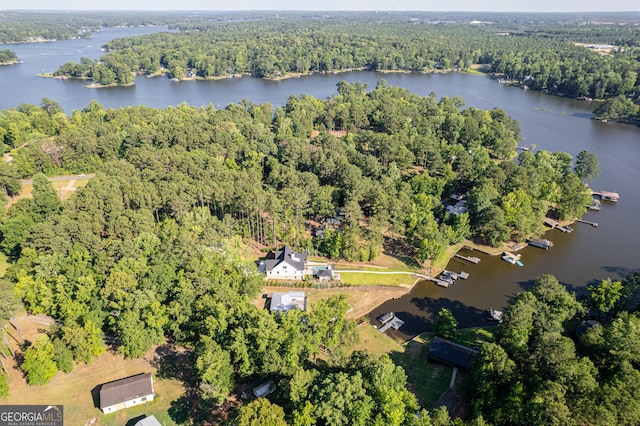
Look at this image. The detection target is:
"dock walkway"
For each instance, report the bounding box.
[454,254,481,264]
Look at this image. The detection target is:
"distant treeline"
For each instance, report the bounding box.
[47,15,640,108]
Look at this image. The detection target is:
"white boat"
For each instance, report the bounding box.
[502,251,520,264]
[487,308,503,323]
[377,312,394,324]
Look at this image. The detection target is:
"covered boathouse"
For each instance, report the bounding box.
[428,337,480,369]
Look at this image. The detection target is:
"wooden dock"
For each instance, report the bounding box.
[576,219,598,227]
[454,254,480,264]
[545,218,573,232]
[429,277,452,288]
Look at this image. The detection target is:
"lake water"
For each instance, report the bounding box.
[2,26,639,339]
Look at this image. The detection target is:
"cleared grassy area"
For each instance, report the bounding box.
[453,327,498,347]
[351,328,496,409]
[338,271,417,287]
[352,322,405,357]
[0,252,9,278]
[335,264,413,272]
[5,346,187,426]
[350,327,451,408]
[390,335,452,408]
[4,314,189,426]
[7,175,93,208]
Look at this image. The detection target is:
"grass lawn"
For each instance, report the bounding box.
[0,252,9,277]
[7,175,93,209]
[4,315,189,426]
[453,327,498,347]
[338,271,417,287]
[351,327,497,410]
[352,322,405,357]
[350,326,452,409]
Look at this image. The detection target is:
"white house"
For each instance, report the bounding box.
[99,373,155,414]
[258,246,308,281]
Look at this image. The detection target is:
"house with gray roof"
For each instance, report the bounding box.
[258,246,308,281]
[99,373,155,414]
[270,291,307,313]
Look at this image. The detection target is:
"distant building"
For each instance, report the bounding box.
[99,373,155,414]
[270,291,307,313]
[258,246,308,281]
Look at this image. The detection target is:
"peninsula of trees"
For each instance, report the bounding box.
[0,76,636,423]
[0,49,18,65]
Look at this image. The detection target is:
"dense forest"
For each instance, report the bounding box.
[0,10,185,44]
[0,81,612,422]
[49,14,640,110]
[468,272,640,425]
[0,83,595,261]
[0,60,636,424]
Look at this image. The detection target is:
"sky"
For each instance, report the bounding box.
[2,1,638,12]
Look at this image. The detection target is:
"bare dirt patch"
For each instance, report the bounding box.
[310,129,347,139]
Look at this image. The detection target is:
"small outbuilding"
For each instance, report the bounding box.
[99,373,155,414]
[253,380,276,398]
[270,291,307,313]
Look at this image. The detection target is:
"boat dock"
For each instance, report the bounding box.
[378,315,405,333]
[588,199,601,211]
[527,238,554,250]
[591,190,620,202]
[544,218,573,233]
[428,276,453,288]
[576,219,598,227]
[454,254,481,264]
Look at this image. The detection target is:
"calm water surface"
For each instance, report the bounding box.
[2,27,639,339]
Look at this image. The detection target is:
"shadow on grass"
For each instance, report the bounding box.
[383,237,421,269]
[151,345,193,383]
[150,345,208,424]
[124,415,147,426]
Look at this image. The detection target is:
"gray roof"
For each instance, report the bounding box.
[135,415,162,426]
[270,291,306,312]
[99,373,154,409]
[263,246,307,272]
[428,337,479,369]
